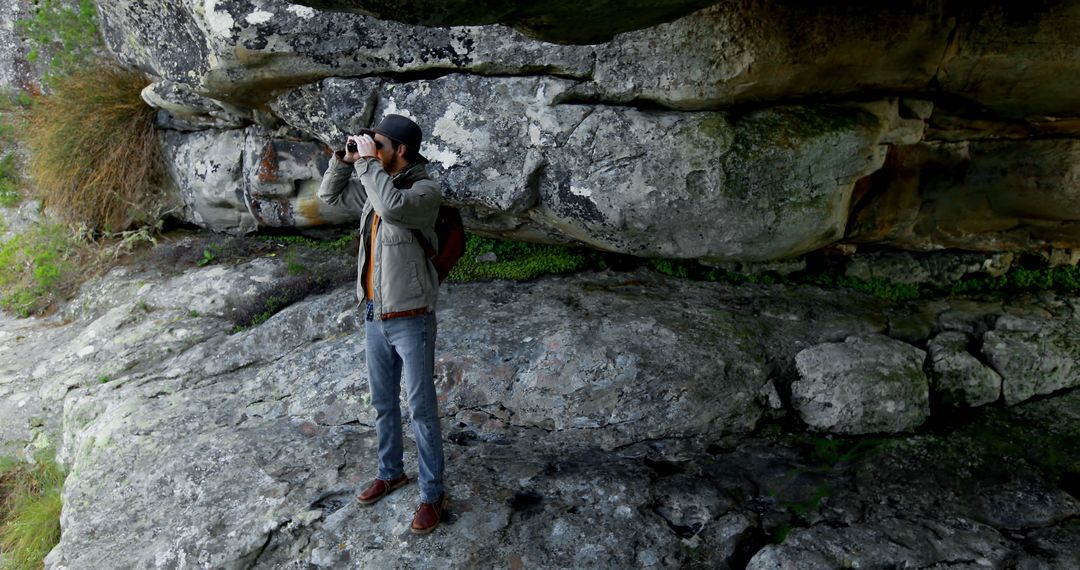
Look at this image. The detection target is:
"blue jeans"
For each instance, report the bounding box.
[364,302,444,502]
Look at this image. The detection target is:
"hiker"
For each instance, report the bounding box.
[317,114,447,534]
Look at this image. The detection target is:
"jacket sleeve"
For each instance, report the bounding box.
[317,152,368,212]
[357,159,441,229]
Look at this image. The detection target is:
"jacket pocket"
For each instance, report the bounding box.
[408,261,424,298]
[379,223,415,245]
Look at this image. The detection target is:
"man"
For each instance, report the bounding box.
[317,114,447,534]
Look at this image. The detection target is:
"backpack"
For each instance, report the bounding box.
[412,205,465,283]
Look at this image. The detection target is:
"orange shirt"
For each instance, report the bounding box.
[365,212,380,300]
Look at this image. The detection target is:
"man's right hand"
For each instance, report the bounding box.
[342,136,362,164]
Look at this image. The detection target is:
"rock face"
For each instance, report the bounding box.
[792,334,930,434]
[928,331,1003,408]
[80,0,1080,260]
[1,244,1079,567]
[984,311,1080,405]
[290,0,716,44]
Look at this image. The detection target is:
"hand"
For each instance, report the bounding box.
[348,134,377,160]
[342,136,359,164]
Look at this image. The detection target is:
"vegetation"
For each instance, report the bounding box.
[17,0,103,87]
[0,221,90,317]
[24,61,165,233]
[0,1,173,318]
[0,451,66,570]
[645,255,1080,302]
[447,233,599,282]
[220,235,356,333]
[0,90,32,209]
[0,154,21,208]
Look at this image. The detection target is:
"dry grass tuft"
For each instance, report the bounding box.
[25,61,165,232]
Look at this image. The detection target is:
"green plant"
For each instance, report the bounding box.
[0,153,22,208]
[17,0,103,86]
[187,309,199,318]
[448,234,595,282]
[96,374,109,384]
[25,60,165,232]
[196,246,218,267]
[0,89,31,209]
[252,295,286,326]
[258,234,355,252]
[0,221,89,317]
[0,450,66,570]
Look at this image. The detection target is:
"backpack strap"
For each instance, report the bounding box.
[412,228,436,258]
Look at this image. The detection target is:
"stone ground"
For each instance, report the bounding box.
[0,236,1077,568]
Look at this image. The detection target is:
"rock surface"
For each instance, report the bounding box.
[928,330,1003,408]
[791,334,930,434]
[290,0,715,44]
[75,0,1080,260]
[1,238,1079,567]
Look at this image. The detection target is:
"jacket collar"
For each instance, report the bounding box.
[391,162,430,189]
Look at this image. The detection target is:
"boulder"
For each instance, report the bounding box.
[844,251,1014,285]
[747,516,1017,570]
[96,0,593,109]
[983,313,1080,405]
[928,331,1003,408]
[266,75,916,260]
[162,128,257,234]
[86,0,1080,259]
[791,334,930,434]
[575,0,1080,118]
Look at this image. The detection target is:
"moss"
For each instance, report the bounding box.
[731,106,870,157]
[447,233,599,282]
[256,233,354,253]
[947,265,1080,296]
[644,253,1080,303]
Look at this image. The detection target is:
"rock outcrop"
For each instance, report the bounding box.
[81,0,1080,261]
[1,241,1079,567]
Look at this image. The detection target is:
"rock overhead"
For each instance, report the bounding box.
[80,0,1080,261]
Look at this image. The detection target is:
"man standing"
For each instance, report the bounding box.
[317,114,447,534]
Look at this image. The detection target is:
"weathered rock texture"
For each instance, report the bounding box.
[81,0,1080,262]
[1,244,1079,567]
[290,0,716,44]
[792,334,930,434]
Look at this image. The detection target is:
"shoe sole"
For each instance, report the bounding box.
[410,522,438,535]
[356,478,408,506]
[410,497,447,534]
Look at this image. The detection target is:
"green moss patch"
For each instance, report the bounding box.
[447,233,601,282]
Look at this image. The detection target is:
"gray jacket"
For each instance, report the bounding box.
[318,153,442,317]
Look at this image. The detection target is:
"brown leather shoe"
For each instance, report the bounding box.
[356,474,408,505]
[410,494,448,534]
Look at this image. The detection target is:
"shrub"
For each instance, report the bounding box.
[0,451,66,570]
[25,61,165,232]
